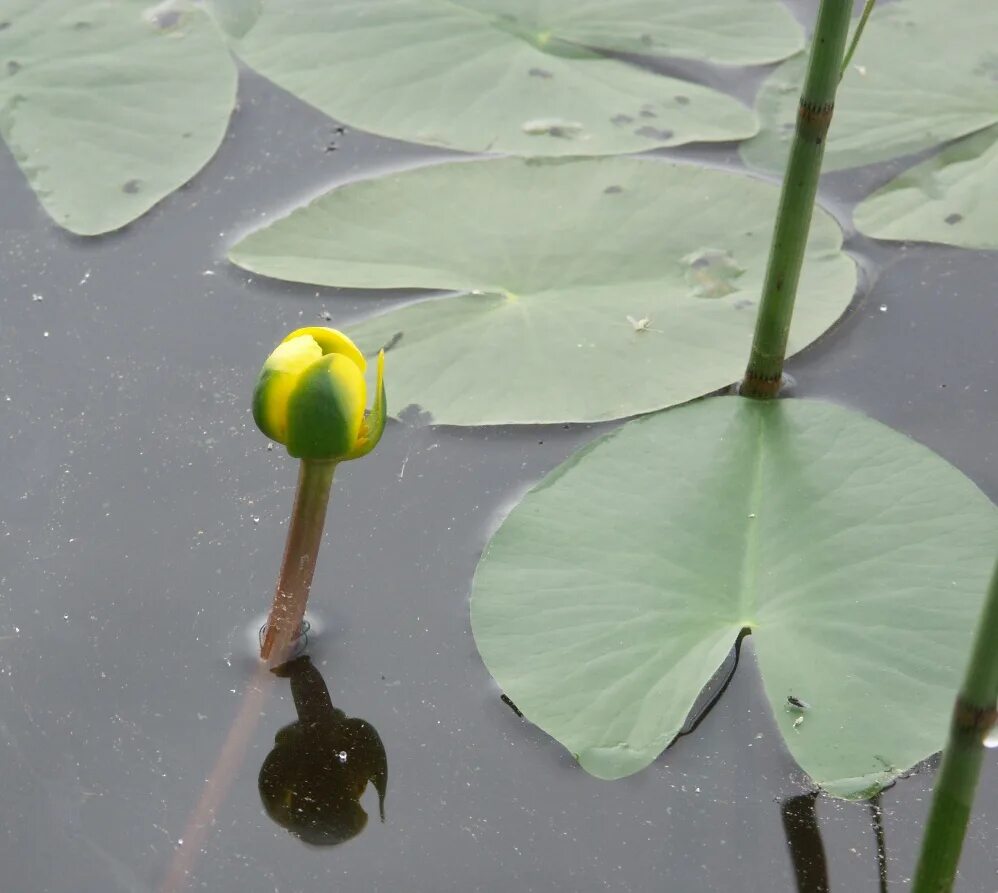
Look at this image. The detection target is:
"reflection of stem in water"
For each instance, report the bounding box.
[781,791,892,893]
[781,792,829,893]
[868,795,889,893]
[259,657,388,846]
[158,666,272,893]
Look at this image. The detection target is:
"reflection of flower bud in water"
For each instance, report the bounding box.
[259,657,387,846]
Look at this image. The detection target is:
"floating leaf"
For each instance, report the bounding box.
[229,0,803,156]
[854,125,998,250]
[741,0,998,173]
[471,396,998,796]
[203,0,262,38]
[0,0,237,235]
[229,157,856,425]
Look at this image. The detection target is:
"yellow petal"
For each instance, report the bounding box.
[281,326,366,372]
[253,334,323,444]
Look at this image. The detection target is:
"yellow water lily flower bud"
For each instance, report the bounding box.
[253,327,386,461]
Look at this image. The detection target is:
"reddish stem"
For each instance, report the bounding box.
[260,459,336,666]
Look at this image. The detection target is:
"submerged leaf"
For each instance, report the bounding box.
[230,158,856,425]
[229,0,803,156]
[854,125,998,250]
[0,0,237,235]
[741,0,998,173]
[471,397,997,796]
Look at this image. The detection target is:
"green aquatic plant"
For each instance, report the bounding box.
[469,0,998,800]
[740,0,852,396]
[220,0,802,157]
[0,0,236,234]
[470,397,997,791]
[913,558,998,892]
[252,327,386,665]
[742,0,998,251]
[741,0,998,174]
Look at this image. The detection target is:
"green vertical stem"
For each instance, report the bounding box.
[740,0,853,398]
[260,459,336,666]
[839,0,877,79]
[912,557,998,893]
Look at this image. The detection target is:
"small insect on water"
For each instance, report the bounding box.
[626,315,652,333]
[787,695,811,712]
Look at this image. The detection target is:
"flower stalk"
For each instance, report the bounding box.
[740,0,853,398]
[260,460,337,664]
[912,557,998,893]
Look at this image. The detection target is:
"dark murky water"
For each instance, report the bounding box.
[1,47,996,893]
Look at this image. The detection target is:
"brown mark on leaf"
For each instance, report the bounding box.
[381,332,404,354]
[635,125,674,141]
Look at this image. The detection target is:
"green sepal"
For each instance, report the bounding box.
[285,354,366,460]
[345,351,387,460]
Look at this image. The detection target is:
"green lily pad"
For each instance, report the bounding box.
[229,157,856,425]
[741,0,998,173]
[229,0,803,156]
[471,396,998,796]
[203,0,262,38]
[854,125,998,250]
[0,0,237,235]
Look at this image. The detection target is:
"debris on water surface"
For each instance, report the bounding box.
[793,715,804,730]
[683,248,746,299]
[501,693,523,717]
[143,0,185,30]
